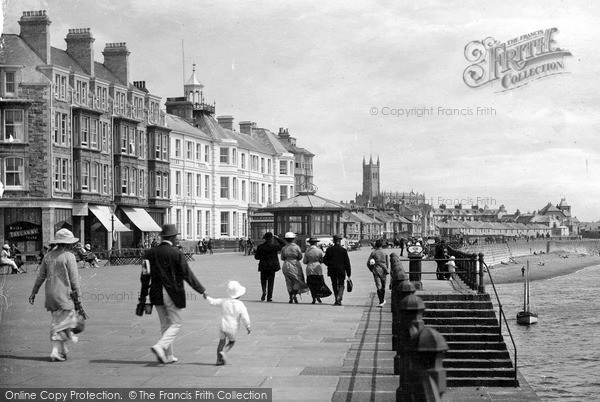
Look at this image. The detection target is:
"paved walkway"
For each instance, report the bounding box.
[0,248,538,400]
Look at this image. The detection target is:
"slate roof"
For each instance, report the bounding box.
[165,114,212,141]
[263,193,346,212]
[0,35,49,84]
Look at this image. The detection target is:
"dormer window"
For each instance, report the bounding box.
[3,71,16,96]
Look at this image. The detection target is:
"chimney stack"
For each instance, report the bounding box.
[217,116,234,131]
[65,28,95,75]
[19,10,52,64]
[102,42,130,85]
[133,81,148,92]
[239,121,256,135]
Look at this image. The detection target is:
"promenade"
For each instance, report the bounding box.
[0,248,538,401]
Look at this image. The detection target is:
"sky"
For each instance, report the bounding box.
[2,0,600,221]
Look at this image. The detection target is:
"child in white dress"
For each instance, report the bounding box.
[205,281,251,365]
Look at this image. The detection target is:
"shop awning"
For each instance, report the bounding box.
[121,206,162,232]
[88,205,131,232]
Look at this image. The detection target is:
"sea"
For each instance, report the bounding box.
[494,264,600,401]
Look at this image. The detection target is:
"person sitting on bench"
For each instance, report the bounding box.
[76,243,100,268]
[1,244,24,274]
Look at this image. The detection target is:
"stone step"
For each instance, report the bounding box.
[418,293,491,302]
[447,367,515,378]
[444,358,514,369]
[446,341,507,351]
[430,324,500,334]
[445,349,510,360]
[447,377,519,387]
[424,309,497,318]
[422,300,494,309]
[441,333,504,342]
[424,317,499,326]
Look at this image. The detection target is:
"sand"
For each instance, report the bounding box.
[484,251,600,285]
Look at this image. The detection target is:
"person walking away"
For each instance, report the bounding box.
[304,237,327,304]
[434,239,448,280]
[205,281,251,365]
[1,244,23,274]
[254,232,285,302]
[245,238,254,256]
[238,238,245,254]
[281,232,309,303]
[367,239,389,307]
[323,234,352,306]
[143,224,207,364]
[207,238,214,255]
[399,237,405,257]
[28,229,82,361]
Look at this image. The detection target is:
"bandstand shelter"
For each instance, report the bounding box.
[260,191,347,247]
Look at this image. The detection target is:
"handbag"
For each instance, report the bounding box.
[346,278,353,293]
[70,291,88,334]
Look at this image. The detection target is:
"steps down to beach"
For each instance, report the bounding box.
[420,293,518,387]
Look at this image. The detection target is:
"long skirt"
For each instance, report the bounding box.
[307,275,332,299]
[50,310,78,342]
[282,260,309,294]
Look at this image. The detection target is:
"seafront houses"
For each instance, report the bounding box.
[0,10,300,256]
[0,11,170,255]
[163,69,296,242]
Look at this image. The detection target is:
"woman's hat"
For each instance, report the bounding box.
[160,224,179,237]
[307,237,319,244]
[449,256,456,260]
[263,232,273,239]
[227,281,246,298]
[2,244,9,250]
[53,229,79,244]
[284,232,296,239]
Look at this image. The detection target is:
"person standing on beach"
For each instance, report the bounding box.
[29,229,82,361]
[323,234,352,306]
[143,224,207,364]
[254,232,286,302]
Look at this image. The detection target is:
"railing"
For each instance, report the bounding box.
[481,259,519,387]
[447,247,483,292]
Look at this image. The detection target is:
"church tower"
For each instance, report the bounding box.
[362,155,380,203]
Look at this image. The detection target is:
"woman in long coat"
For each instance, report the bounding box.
[303,237,327,304]
[29,229,82,361]
[280,232,309,303]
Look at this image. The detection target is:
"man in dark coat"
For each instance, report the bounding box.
[323,234,352,306]
[254,232,285,302]
[434,239,448,280]
[142,224,207,364]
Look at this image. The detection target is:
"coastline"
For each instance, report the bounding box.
[484,251,600,285]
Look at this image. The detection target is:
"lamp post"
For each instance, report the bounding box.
[109,202,116,250]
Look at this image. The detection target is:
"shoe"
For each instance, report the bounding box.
[50,351,65,362]
[289,299,293,304]
[151,345,167,364]
[293,296,298,304]
[261,293,266,302]
[219,351,227,365]
[312,299,316,304]
[317,298,322,304]
[334,301,340,306]
[166,356,178,364]
[267,299,272,302]
[377,301,386,308]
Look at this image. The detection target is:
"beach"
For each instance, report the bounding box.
[485,251,600,285]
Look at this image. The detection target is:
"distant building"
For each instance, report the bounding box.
[276,128,315,195]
